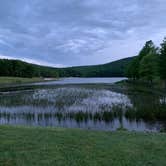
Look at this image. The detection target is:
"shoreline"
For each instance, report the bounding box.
[0,77,58,88]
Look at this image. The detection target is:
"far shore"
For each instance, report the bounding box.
[0,77,58,87]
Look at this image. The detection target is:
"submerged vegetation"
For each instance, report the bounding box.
[0,85,166,132]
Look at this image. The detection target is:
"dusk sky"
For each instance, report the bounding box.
[0,0,166,67]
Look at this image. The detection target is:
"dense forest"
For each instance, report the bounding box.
[58,57,134,77]
[0,59,59,78]
[0,57,134,78]
[126,37,166,85]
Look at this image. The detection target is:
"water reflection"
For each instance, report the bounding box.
[0,86,166,132]
[32,77,126,85]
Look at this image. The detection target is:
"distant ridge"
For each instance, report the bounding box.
[0,57,135,78]
[58,57,135,77]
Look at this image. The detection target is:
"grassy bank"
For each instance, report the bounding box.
[0,126,166,166]
[116,79,166,94]
[0,77,58,87]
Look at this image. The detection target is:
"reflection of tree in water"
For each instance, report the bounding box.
[125,91,166,121]
[160,122,166,132]
[118,110,123,129]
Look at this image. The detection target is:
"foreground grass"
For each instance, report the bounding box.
[0,126,166,166]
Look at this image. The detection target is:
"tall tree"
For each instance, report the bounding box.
[138,40,156,60]
[126,57,139,80]
[139,52,159,83]
[159,37,166,87]
[126,40,157,80]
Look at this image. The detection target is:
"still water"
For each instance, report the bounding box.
[0,78,166,132]
[33,77,126,85]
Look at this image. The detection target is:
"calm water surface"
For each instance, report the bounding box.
[0,78,166,132]
[33,77,126,85]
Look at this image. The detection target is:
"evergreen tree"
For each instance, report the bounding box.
[138,40,156,60]
[139,52,159,83]
[126,40,157,81]
[126,57,139,80]
[159,37,166,87]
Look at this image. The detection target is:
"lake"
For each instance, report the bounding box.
[0,77,166,132]
[32,77,126,85]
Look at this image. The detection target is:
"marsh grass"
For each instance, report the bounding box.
[0,86,166,131]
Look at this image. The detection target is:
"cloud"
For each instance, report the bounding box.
[0,0,166,66]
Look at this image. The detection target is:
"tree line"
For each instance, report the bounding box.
[126,37,166,85]
[0,57,133,78]
[58,57,133,77]
[0,59,59,78]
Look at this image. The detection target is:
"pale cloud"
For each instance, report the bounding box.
[0,0,165,66]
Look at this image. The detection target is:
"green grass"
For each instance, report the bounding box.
[0,77,45,85]
[0,77,59,87]
[0,126,166,166]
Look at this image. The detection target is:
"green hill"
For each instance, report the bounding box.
[0,59,59,78]
[0,57,135,78]
[58,57,135,77]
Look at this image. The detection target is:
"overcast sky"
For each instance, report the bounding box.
[0,0,166,67]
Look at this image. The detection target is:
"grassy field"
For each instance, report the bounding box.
[0,77,59,87]
[0,77,45,85]
[0,126,166,166]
